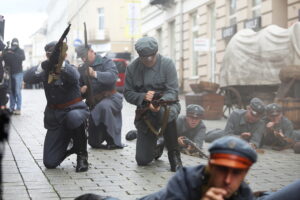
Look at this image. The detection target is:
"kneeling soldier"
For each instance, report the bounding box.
[24,41,89,172]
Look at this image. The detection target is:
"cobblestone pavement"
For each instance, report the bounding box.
[2,89,300,199]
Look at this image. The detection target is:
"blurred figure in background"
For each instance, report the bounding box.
[2,38,25,115]
[0,40,9,110]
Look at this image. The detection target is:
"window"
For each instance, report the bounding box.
[156,28,162,53]
[228,0,237,25]
[98,8,105,30]
[169,21,176,62]
[252,0,262,18]
[229,0,237,15]
[191,13,198,76]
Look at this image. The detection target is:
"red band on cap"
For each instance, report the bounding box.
[210,153,253,169]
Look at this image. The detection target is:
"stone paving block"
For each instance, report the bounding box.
[29,192,59,199]
[26,183,54,190]
[2,173,23,183]
[3,194,30,200]
[74,179,98,187]
[3,185,28,194]
[98,185,124,192]
[54,185,82,193]
[59,190,92,198]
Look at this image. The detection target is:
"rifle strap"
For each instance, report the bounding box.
[143,105,170,136]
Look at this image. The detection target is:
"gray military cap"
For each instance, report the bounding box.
[75,44,91,58]
[186,104,204,118]
[249,97,265,116]
[209,136,257,169]
[135,36,158,57]
[266,103,282,116]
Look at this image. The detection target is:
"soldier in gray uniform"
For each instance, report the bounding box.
[177,104,206,154]
[23,42,89,172]
[124,36,182,172]
[262,103,300,153]
[139,136,257,200]
[205,98,265,148]
[262,103,295,150]
[75,45,123,150]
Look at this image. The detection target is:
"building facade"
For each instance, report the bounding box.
[141,0,300,92]
[44,0,138,63]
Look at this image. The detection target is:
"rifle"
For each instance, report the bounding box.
[135,92,178,121]
[181,136,209,159]
[82,22,95,108]
[47,24,71,83]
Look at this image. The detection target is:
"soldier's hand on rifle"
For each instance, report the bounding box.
[177,136,186,147]
[41,60,51,71]
[266,122,275,129]
[274,130,284,138]
[80,85,87,94]
[149,103,160,112]
[240,132,251,140]
[249,142,257,149]
[144,91,155,101]
[88,67,97,78]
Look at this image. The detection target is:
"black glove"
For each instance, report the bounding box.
[41,60,52,71]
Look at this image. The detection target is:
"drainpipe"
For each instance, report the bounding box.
[179,0,184,93]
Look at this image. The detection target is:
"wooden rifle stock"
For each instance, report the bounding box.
[83,22,95,108]
[48,24,71,83]
[182,136,209,159]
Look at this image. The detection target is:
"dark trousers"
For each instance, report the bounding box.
[43,123,86,169]
[88,121,114,148]
[43,128,72,168]
[135,120,179,166]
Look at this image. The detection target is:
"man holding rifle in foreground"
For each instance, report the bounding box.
[124,36,182,172]
[24,25,90,172]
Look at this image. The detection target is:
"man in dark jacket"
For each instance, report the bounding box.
[140,136,257,200]
[3,38,25,115]
[75,45,123,150]
[124,36,182,172]
[24,41,89,172]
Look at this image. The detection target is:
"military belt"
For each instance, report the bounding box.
[48,97,83,110]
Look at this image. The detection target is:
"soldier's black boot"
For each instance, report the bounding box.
[154,136,165,160]
[168,150,183,172]
[76,152,88,172]
[73,124,89,172]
